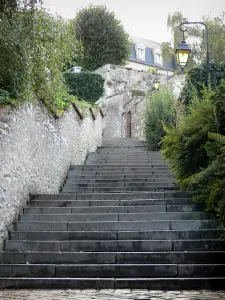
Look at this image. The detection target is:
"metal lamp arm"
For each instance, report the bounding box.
[179,21,210,72]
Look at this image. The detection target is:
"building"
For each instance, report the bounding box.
[127,36,177,82]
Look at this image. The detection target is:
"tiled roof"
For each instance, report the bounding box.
[131,36,161,49]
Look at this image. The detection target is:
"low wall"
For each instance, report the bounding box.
[0,101,103,247]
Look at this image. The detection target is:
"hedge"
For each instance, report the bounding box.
[63,71,104,103]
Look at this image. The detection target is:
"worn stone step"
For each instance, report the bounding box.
[9,230,224,242]
[1,263,224,278]
[0,264,55,277]
[5,240,173,252]
[10,231,118,241]
[15,221,172,231]
[68,170,173,176]
[114,277,225,289]
[71,165,169,170]
[63,182,177,188]
[1,251,224,265]
[20,212,209,222]
[1,277,225,289]
[118,229,224,240]
[178,264,225,277]
[62,187,178,193]
[29,198,195,208]
[67,175,174,180]
[24,205,167,214]
[14,220,220,232]
[0,252,116,264]
[55,264,177,278]
[117,251,225,264]
[24,204,201,215]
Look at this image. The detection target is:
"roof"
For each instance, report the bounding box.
[131,36,161,49]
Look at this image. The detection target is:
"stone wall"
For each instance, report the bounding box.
[123,96,146,140]
[0,102,103,247]
[95,64,154,140]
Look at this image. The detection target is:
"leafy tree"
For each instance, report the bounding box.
[74,5,131,71]
[0,2,82,113]
[164,11,225,69]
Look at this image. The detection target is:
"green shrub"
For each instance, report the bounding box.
[181,61,225,105]
[161,81,225,225]
[63,71,104,103]
[144,86,176,150]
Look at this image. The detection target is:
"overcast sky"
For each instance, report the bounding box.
[43,0,224,43]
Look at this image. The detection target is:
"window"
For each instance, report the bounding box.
[135,44,146,61]
[154,49,163,65]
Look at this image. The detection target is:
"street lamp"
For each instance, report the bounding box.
[175,31,191,70]
[153,72,160,90]
[176,21,210,76]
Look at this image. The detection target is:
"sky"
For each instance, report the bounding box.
[43,0,225,43]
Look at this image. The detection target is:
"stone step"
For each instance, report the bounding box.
[72,164,169,169]
[68,170,173,175]
[0,263,225,278]
[9,230,224,241]
[5,240,173,252]
[14,220,220,232]
[63,182,177,188]
[1,251,224,264]
[29,199,195,207]
[24,204,201,214]
[20,212,209,222]
[65,179,175,184]
[5,239,225,252]
[67,175,174,180]
[1,277,225,289]
[62,187,178,193]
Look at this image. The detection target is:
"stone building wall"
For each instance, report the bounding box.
[95,64,154,140]
[0,102,103,248]
[123,96,146,140]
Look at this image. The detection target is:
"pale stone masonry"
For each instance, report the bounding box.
[0,289,225,299]
[0,102,103,248]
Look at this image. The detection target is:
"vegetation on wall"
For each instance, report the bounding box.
[161,81,225,225]
[144,86,177,150]
[0,1,83,114]
[63,71,104,103]
[73,4,131,71]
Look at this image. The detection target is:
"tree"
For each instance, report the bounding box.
[165,11,225,69]
[74,5,131,71]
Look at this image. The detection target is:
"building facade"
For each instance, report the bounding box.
[127,36,177,82]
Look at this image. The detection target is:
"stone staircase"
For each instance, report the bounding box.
[0,138,225,289]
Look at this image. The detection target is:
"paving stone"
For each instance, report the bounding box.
[0,290,225,300]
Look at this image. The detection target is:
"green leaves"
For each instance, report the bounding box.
[74,5,131,71]
[144,86,177,150]
[0,3,83,113]
[63,71,104,103]
[161,80,225,225]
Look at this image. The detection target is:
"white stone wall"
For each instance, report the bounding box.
[123,96,146,140]
[0,102,103,247]
[96,64,154,98]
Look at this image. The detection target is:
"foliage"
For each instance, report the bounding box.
[161,81,225,224]
[131,89,146,97]
[0,2,83,113]
[144,86,177,150]
[74,4,131,71]
[63,71,105,103]
[181,61,225,105]
[165,11,225,69]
